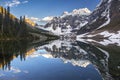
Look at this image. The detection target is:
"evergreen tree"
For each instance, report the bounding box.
[0,6,4,38]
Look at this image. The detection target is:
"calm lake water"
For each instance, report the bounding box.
[0,39,120,80]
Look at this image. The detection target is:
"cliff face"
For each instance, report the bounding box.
[108,0,120,31]
[77,0,111,34]
[77,0,120,35]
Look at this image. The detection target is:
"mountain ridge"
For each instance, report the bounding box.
[41,0,120,39]
[77,0,120,39]
[42,8,91,35]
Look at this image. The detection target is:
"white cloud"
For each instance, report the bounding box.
[27,16,54,22]
[25,16,54,25]
[5,0,28,7]
[5,67,21,73]
[11,67,21,73]
[41,16,54,22]
[5,0,20,7]
[5,66,29,74]
[22,0,28,4]
[26,16,41,23]
[30,17,40,21]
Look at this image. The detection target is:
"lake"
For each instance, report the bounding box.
[0,39,120,80]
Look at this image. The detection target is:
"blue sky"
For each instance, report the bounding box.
[0,0,100,24]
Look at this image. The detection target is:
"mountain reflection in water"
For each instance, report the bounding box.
[0,39,119,80]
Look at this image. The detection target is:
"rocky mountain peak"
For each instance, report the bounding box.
[62,11,69,15]
[61,8,91,18]
[72,8,91,15]
[42,8,92,35]
[77,0,120,39]
[77,0,117,34]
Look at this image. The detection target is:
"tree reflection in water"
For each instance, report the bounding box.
[0,40,119,80]
[0,40,49,70]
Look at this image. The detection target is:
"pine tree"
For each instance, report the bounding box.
[0,6,4,38]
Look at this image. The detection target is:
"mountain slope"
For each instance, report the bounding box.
[77,0,120,39]
[0,6,57,40]
[43,8,91,35]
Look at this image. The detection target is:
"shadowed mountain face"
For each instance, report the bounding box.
[0,39,119,80]
[77,0,120,35]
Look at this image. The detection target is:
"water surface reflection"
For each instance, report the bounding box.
[0,39,119,80]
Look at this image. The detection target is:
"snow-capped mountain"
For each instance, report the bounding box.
[77,0,120,39]
[43,8,91,35]
[61,8,91,18]
[39,0,120,38]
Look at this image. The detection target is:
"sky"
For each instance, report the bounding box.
[0,0,100,24]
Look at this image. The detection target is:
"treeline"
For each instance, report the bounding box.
[0,40,50,70]
[0,6,30,40]
[0,6,59,40]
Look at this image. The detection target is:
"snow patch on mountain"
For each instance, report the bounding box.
[99,31,120,39]
[77,38,120,47]
[96,0,112,30]
[77,31,120,39]
[41,8,91,36]
[79,21,88,28]
[77,0,116,35]
[40,25,73,35]
[99,39,120,46]
[45,26,62,35]
[97,47,109,60]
